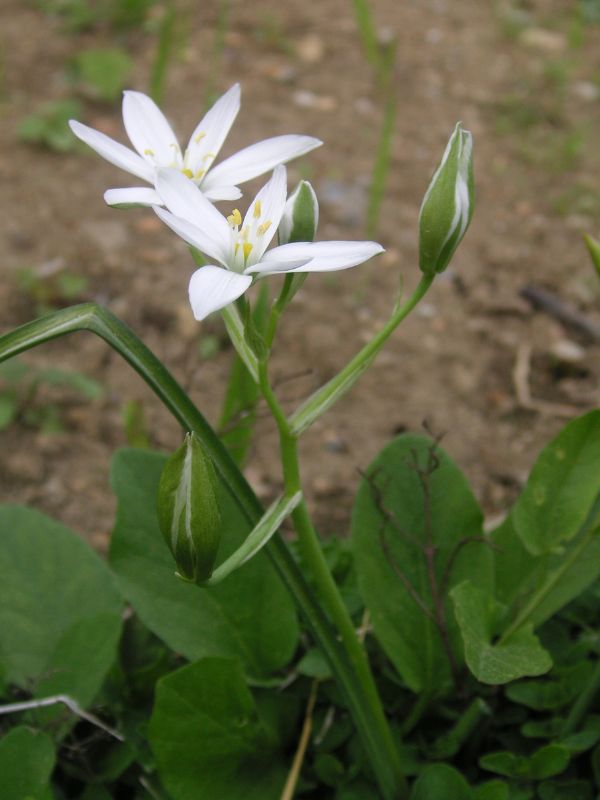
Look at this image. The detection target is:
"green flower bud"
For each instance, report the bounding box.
[278,180,319,245]
[157,432,221,583]
[419,123,474,276]
[584,234,600,280]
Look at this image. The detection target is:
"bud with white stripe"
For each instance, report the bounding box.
[419,123,474,277]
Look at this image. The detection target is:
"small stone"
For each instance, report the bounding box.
[296,34,325,63]
[571,81,599,102]
[292,90,338,112]
[549,339,586,364]
[520,28,567,54]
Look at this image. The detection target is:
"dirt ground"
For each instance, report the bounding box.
[1,0,599,548]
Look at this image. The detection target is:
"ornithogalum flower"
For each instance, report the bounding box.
[153,165,384,321]
[69,84,321,207]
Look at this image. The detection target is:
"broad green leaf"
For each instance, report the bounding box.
[149,658,287,799]
[492,509,600,635]
[351,434,492,692]
[451,581,551,684]
[513,411,600,555]
[479,745,570,780]
[109,449,298,678]
[474,781,509,800]
[506,662,592,711]
[0,505,122,696]
[0,726,55,800]
[410,764,474,799]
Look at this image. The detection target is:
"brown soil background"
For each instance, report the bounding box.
[1,0,599,549]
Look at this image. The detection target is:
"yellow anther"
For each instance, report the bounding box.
[227,209,242,227]
[253,200,262,219]
[242,242,253,260]
[182,168,194,178]
[194,132,206,143]
[144,148,155,156]
[257,220,272,235]
[202,152,216,162]
[194,169,206,180]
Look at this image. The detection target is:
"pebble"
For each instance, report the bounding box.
[292,90,338,112]
[520,28,567,54]
[549,339,586,364]
[296,34,325,63]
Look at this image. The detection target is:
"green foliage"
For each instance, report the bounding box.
[16,264,89,314]
[0,357,102,433]
[149,658,288,798]
[109,448,299,678]
[18,99,83,152]
[351,433,492,693]
[35,0,155,32]
[410,763,473,799]
[0,727,55,800]
[0,506,122,706]
[69,48,132,103]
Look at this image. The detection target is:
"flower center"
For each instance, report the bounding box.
[227,200,273,272]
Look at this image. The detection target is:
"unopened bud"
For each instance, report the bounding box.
[278,180,319,245]
[157,432,221,583]
[419,123,474,276]
[584,234,600,279]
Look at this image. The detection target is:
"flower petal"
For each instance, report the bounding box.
[188,265,252,320]
[202,185,243,202]
[69,120,154,182]
[248,240,385,274]
[155,168,232,254]
[122,91,182,167]
[244,165,288,263]
[202,135,322,191]
[104,187,162,207]
[184,84,241,175]
[153,206,229,266]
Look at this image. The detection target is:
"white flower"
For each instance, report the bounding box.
[153,165,384,321]
[69,84,321,207]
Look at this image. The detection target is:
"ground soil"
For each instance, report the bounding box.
[1,0,599,549]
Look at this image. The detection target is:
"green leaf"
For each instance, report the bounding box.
[479,745,570,780]
[19,99,83,153]
[109,449,299,678]
[410,764,474,799]
[351,434,492,692]
[584,234,600,279]
[538,781,593,800]
[506,662,592,711]
[70,48,132,102]
[451,581,551,684]
[474,781,509,800]
[0,727,55,800]
[0,505,122,694]
[512,410,600,555]
[149,658,287,799]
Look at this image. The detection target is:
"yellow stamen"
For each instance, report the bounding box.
[253,200,262,219]
[234,243,240,255]
[257,220,272,236]
[202,152,216,162]
[240,226,249,240]
[194,169,206,180]
[243,242,253,260]
[194,131,206,143]
[144,148,155,156]
[227,209,242,227]
[182,168,194,178]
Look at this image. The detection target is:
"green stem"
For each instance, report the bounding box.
[561,657,600,737]
[258,360,406,798]
[290,274,434,435]
[0,303,405,799]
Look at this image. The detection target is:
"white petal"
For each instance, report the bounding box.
[122,91,182,167]
[155,169,232,256]
[249,241,385,274]
[153,206,229,266]
[202,135,322,191]
[202,185,243,202]
[69,120,154,182]
[184,84,241,175]
[243,165,287,261]
[188,265,252,320]
[104,187,162,207]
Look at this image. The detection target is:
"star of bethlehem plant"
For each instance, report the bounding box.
[152,164,384,321]
[69,83,321,207]
[14,88,576,800]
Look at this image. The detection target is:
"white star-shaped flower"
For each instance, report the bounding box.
[69,84,321,207]
[153,165,384,321]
